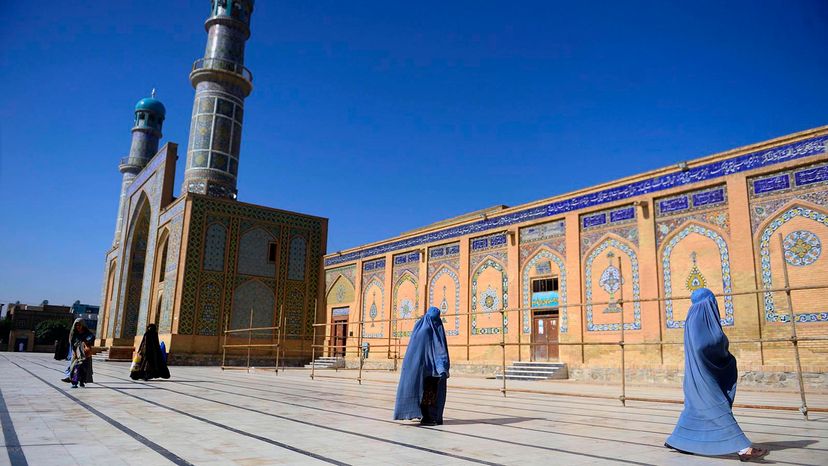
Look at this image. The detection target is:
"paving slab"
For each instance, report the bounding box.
[0,353,825,466]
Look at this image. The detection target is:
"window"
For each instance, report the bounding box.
[532,277,559,293]
[268,242,277,263]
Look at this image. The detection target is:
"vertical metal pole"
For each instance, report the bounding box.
[500,308,507,397]
[275,304,283,374]
[518,307,523,362]
[246,307,253,373]
[777,233,809,420]
[617,256,626,407]
[221,314,228,370]
[310,325,317,380]
[357,310,364,385]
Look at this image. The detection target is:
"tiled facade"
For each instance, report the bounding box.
[96,2,328,363]
[323,127,828,370]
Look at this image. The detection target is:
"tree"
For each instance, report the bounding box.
[34,319,70,345]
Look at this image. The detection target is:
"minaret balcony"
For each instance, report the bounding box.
[191,57,253,83]
[119,156,149,172]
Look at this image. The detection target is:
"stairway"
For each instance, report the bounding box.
[494,361,568,381]
[304,356,345,369]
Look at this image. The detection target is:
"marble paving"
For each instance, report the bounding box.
[0,353,825,465]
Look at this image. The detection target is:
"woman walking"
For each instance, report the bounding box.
[130,323,171,380]
[665,288,768,461]
[394,306,450,426]
[68,318,94,388]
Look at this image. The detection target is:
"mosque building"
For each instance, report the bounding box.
[323,127,828,380]
[96,0,328,363]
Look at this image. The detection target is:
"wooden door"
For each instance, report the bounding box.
[331,315,348,357]
[532,314,559,361]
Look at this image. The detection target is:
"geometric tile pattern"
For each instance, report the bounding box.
[662,223,734,328]
[287,235,307,280]
[428,242,461,337]
[759,206,828,323]
[584,238,641,331]
[361,258,386,338]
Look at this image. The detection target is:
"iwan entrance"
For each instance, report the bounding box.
[530,276,560,361]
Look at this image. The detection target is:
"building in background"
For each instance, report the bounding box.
[323,127,828,383]
[5,302,74,352]
[71,301,100,331]
[96,1,328,363]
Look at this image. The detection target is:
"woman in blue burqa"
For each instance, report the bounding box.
[394,306,450,426]
[666,288,768,461]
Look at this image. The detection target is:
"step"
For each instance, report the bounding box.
[494,374,550,380]
[504,369,561,375]
[510,361,565,366]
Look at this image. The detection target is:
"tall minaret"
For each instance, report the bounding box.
[113,92,166,245]
[182,0,255,199]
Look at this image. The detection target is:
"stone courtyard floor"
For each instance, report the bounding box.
[1,353,826,466]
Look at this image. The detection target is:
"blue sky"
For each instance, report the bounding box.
[1,0,826,307]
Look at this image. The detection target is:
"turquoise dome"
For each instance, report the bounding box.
[135,97,166,116]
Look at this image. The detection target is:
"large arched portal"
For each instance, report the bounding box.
[121,198,151,339]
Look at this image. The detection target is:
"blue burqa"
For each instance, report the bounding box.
[394,307,450,421]
[666,288,751,455]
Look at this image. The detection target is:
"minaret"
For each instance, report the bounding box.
[113,91,166,245]
[182,0,255,199]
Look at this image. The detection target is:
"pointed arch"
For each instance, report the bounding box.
[392,270,419,337]
[470,255,508,335]
[361,277,385,338]
[583,234,641,331]
[521,248,568,334]
[326,274,355,305]
[120,194,151,338]
[429,265,461,336]
[660,222,734,328]
[757,203,828,323]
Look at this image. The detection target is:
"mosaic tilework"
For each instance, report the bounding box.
[749,162,828,234]
[326,265,356,293]
[427,242,461,336]
[285,283,305,337]
[197,280,223,335]
[749,161,828,199]
[656,185,728,217]
[178,196,323,337]
[238,227,276,277]
[231,279,275,336]
[203,222,227,271]
[392,271,419,337]
[361,258,386,338]
[362,279,385,338]
[783,230,821,266]
[391,251,421,337]
[521,250,568,334]
[288,236,307,280]
[159,212,184,333]
[327,136,827,267]
[584,238,641,331]
[759,206,828,323]
[655,185,729,247]
[470,257,509,335]
[662,224,734,328]
[581,205,638,258]
[119,200,151,339]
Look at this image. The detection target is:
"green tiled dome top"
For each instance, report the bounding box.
[135,97,166,116]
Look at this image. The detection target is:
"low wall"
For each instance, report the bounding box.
[568,364,828,393]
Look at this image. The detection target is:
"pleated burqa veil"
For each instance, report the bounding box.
[666,288,751,455]
[393,307,450,420]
